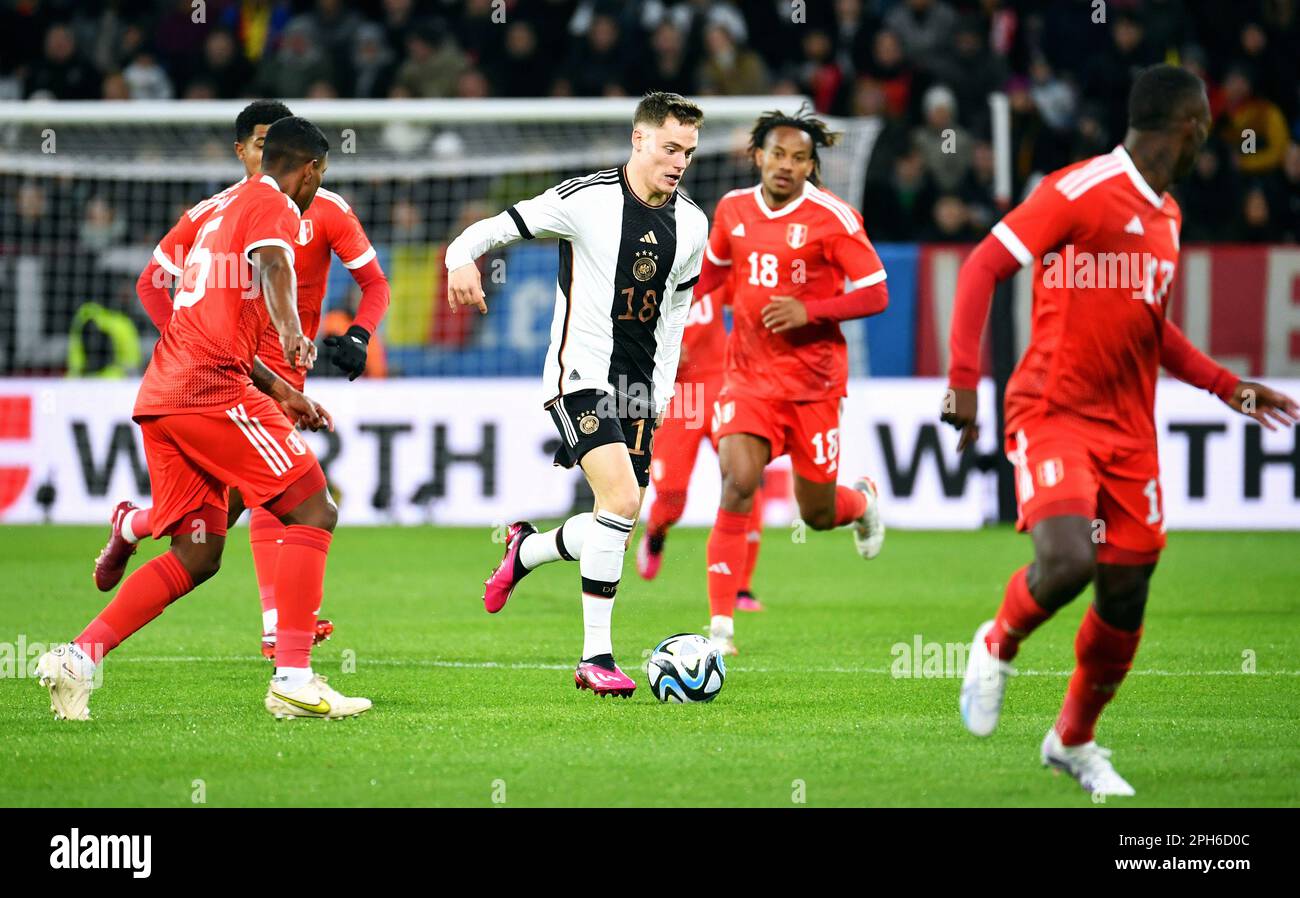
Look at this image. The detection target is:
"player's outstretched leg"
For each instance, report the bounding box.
[249,503,334,661]
[1042,562,1152,796]
[571,443,640,697]
[92,501,149,591]
[736,485,766,611]
[44,504,226,720]
[263,484,370,720]
[482,513,591,613]
[961,516,1095,737]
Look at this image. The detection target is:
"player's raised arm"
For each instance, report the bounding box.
[942,177,1074,451]
[252,243,314,372]
[445,185,577,315]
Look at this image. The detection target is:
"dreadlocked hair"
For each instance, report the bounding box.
[748,104,840,186]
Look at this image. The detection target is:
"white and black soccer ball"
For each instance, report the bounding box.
[647,633,726,703]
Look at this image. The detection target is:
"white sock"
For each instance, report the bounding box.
[272,666,313,692]
[710,615,734,639]
[262,609,278,634]
[579,511,633,659]
[66,642,98,675]
[120,508,141,544]
[520,512,591,570]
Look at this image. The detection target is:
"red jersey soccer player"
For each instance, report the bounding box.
[637,281,768,611]
[38,117,372,720]
[93,101,390,661]
[944,65,1297,796]
[693,109,890,654]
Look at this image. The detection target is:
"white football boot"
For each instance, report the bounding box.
[709,615,739,656]
[35,643,95,721]
[265,674,372,720]
[851,476,885,559]
[1041,727,1136,797]
[960,620,1015,737]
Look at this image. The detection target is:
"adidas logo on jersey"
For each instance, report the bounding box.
[640,230,658,244]
[707,562,732,575]
[1124,215,1144,236]
[731,223,746,237]
[569,370,581,381]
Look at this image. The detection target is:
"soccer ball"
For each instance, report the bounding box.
[647,633,726,703]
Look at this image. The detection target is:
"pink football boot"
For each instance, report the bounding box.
[482,521,536,613]
[93,500,140,592]
[574,659,637,698]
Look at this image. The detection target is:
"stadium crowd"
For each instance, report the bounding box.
[2,0,1299,243]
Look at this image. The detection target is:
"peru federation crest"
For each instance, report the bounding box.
[296,219,314,246]
[786,222,808,249]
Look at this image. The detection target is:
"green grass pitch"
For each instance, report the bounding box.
[2,524,1297,807]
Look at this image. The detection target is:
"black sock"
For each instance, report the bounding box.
[648,532,665,554]
[582,652,616,670]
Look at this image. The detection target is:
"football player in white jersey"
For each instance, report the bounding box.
[446,92,710,698]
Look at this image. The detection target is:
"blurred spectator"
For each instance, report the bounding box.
[1216,66,1290,175]
[858,78,911,187]
[25,24,100,99]
[860,30,913,119]
[1232,182,1283,242]
[1070,101,1111,161]
[697,24,769,96]
[199,30,255,100]
[456,68,491,100]
[396,28,467,98]
[1235,20,1297,120]
[862,148,936,241]
[563,14,631,97]
[930,18,1006,135]
[101,72,130,102]
[1083,13,1158,146]
[912,85,972,193]
[306,79,338,99]
[832,0,879,74]
[297,0,362,85]
[924,194,980,242]
[788,29,843,114]
[457,0,503,63]
[884,0,957,73]
[486,21,547,98]
[123,53,174,101]
[350,23,398,99]
[255,19,334,99]
[959,140,999,232]
[1178,140,1240,243]
[628,21,696,97]
[1027,57,1074,132]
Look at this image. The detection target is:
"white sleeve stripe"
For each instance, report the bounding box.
[704,244,731,266]
[807,190,860,234]
[153,245,183,277]
[315,188,351,213]
[992,222,1033,267]
[245,238,296,266]
[342,245,376,269]
[848,269,887,289]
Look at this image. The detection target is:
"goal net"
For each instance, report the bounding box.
[0,97,879,379]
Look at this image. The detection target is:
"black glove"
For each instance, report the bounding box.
[324,325,370,381]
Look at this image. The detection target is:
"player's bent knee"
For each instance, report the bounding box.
[601,491,642,522]
[1037,547,1094,600]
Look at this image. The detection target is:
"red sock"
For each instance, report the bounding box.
[75,551,194,661]
[249,507,285,616]
[647,490,686,539]
[707,508,749,618]
[985,566,1052,661]
[1056,605,1142,745]
[739,491,764,593]
[273,525,332,669]
[127,506,152,540]
[832,485,867,527]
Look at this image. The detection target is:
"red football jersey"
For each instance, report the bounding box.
[676,287,727,382]
[707,182,884,401]
[256,186,376,382]
[152,184,376,382]
[134,175,301,417]
[991,146,1182,447]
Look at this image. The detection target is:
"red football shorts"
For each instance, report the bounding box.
[138,386,326,539]
[1006,417,1165,564]
[650,371,723,494]
[712,385,843,484]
